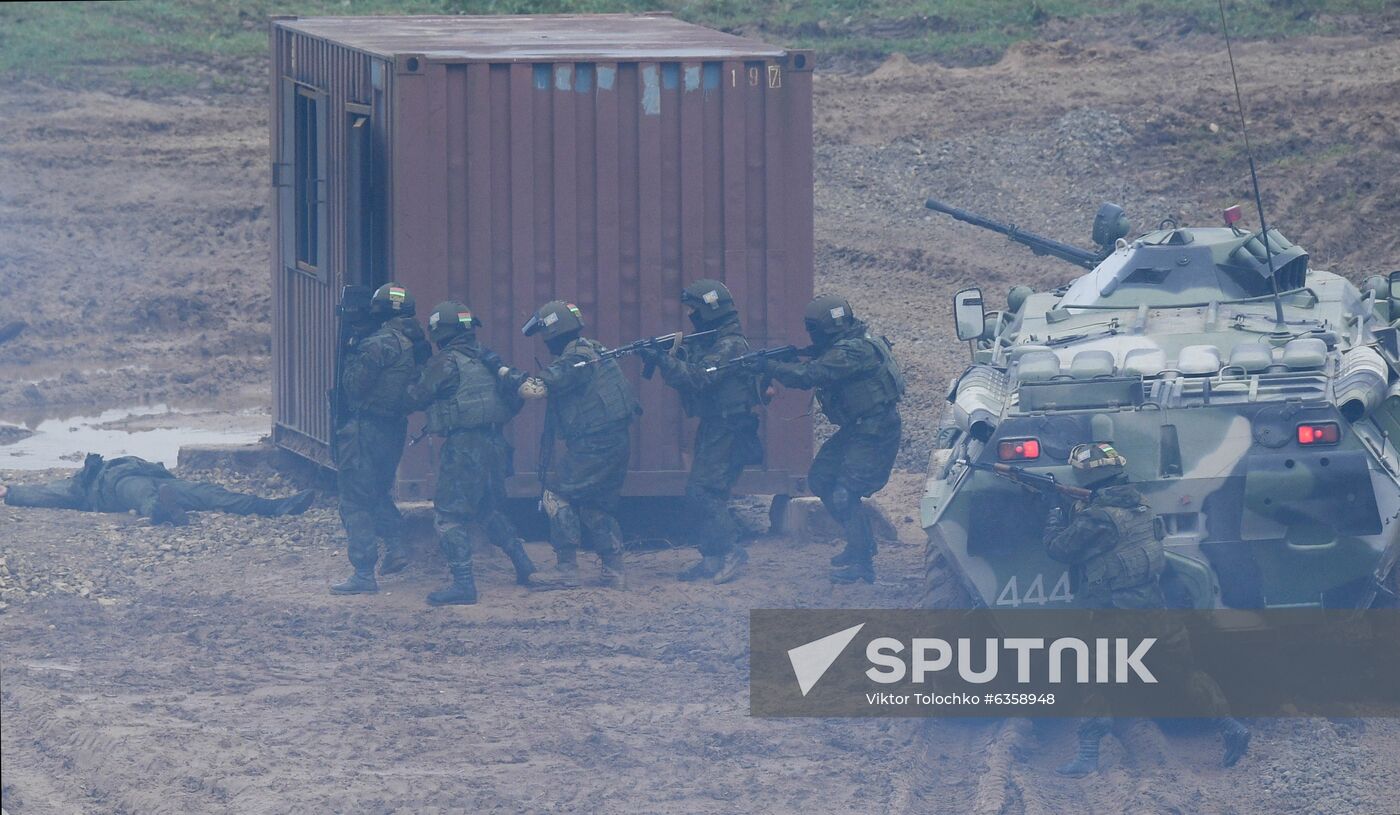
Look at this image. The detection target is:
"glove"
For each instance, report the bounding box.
[1045,507,1064,530]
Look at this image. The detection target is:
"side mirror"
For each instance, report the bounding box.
[1388,270,1400,304]
[953,288,986,342]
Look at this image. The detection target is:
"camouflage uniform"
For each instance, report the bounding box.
[407,331,528,605]
[335,314,422,578]
[533,336,640,587]
[1044,481,1248,775]
[765,321,903,582]
[649,316,763,578]
[1044,484,1165,610]
[4,454,313,522]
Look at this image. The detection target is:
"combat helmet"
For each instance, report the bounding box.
[370,283,416,318]
[427,300,481,346]
[1069,442,1128,486]
[1006,285,1034,314]
[522,300,584,343]
[681,279,737,327]
[803,294,857,345]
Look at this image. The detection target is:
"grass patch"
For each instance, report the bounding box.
[0,0,1391,89]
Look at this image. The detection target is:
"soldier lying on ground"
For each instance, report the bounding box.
[0,453,314,526]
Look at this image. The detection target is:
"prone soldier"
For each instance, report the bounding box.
[1,453,313,523]
[1044,442,1250,776]
[638,279,762,584]
[330,283,430,595]
[507,301,640,590]
[405,301,536,606]
[747,295,904,584]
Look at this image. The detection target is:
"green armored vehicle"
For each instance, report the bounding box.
[922,199,1400,610]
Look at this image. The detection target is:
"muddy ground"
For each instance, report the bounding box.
[3,25,1400,815]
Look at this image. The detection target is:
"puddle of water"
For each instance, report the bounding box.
[0,404,268,470]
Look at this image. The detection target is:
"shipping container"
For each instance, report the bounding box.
[270,13,814,499]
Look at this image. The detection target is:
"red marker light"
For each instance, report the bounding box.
[998,438,1041,461]
[1223,205,1243,227]
[1296,422,1339,446]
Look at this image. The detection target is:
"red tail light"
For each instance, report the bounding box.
[998,438,1041,461]
[1296,423,1339,446]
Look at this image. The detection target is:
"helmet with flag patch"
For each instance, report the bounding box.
[427,300,481,345]
[521,300,584,343]
[370,283,415,318]
[681,279,737,327]
[1069,442,1128,486]
[803,294,856,345]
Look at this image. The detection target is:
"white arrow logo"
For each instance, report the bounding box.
[787,624,865,697]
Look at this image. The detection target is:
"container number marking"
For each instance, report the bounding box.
[995,572,1073,607]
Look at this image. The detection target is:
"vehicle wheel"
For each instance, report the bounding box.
[923,537,974,609]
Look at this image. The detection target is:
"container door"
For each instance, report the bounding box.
[273,79,335,465]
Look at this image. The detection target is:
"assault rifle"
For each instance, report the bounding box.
[704,344,818,374]
[329,285,373,463]
[573,329,717,378]
[962,460,1093,501]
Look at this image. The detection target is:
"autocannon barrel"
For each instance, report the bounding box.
[924,196,1102,270]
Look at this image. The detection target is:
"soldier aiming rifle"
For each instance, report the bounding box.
[573,329,718,379]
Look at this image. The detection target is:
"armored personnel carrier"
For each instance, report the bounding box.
[921,199,1400,610]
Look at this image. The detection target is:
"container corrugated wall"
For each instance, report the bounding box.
[271,20,813,499]
[390,54,812,497]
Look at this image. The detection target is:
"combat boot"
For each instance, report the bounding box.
[272,490,316,516]
[829,544,857,568]
[498,537,537,585]
[150,485,189,527]
[1056,729,1105,777]
[530,550,582,591]
[712,547,748,585]
[330,569,379,595]
[427,561,478,606]
[678,555,722,582]
[830,561,875,584]
[598,549,628,589]
[1219,718,1251,767]
[379,540,409,575]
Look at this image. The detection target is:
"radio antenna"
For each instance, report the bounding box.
[1217,0,1286,327]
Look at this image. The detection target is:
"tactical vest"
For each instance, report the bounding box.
[425,349,514,435]
[353,326,419,418]
[684,338,760,419]
[817,333,905,425]
[552,339,640,439]
[1081,503,1164,593]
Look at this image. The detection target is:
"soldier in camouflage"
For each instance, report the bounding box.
[406,301,536,606]
[750,295,904,584]
[330,283,430,596]
[509,300,640,590]
[1044,443,1250,776]
[1,454,314,523]
[639,279,762,584]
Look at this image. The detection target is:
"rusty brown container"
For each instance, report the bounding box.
[270,14,814,499]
